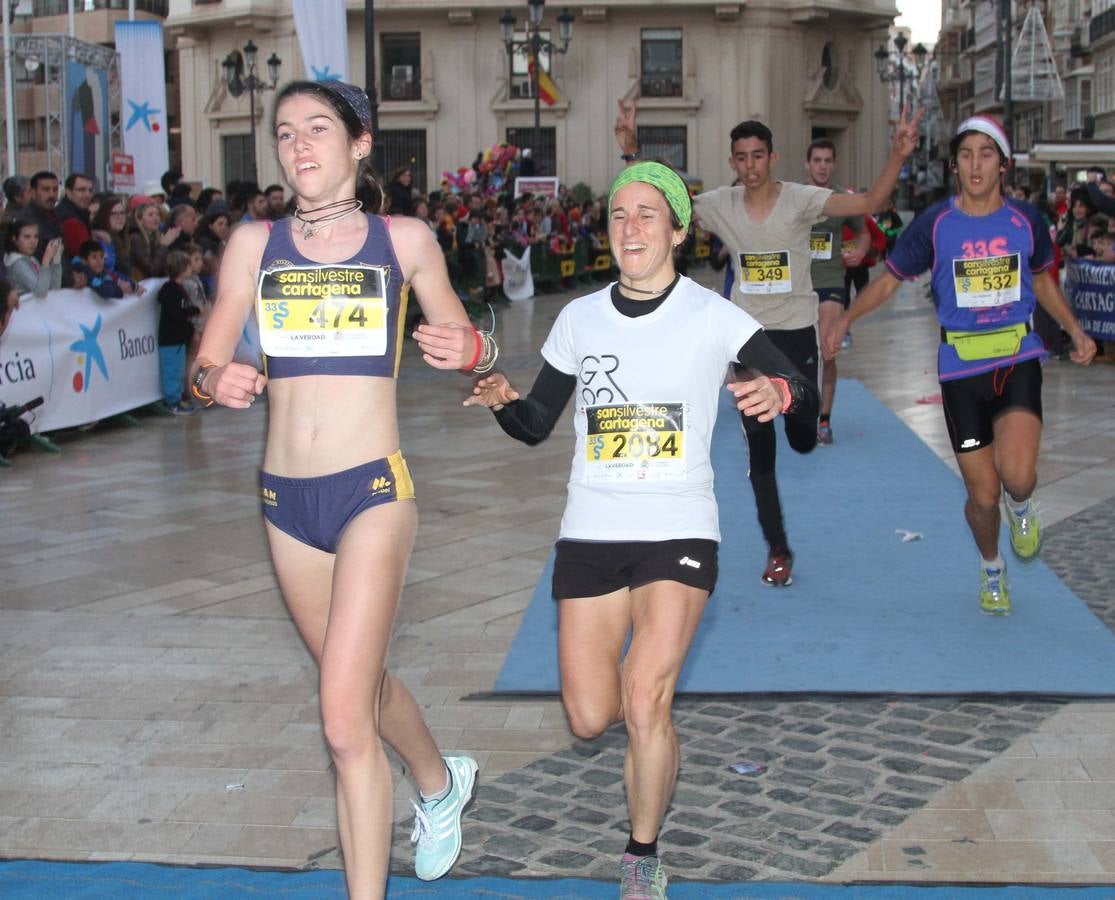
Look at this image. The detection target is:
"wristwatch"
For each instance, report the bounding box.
[190,364,217,405]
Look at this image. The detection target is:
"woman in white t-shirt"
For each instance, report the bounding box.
[465,162,818,899]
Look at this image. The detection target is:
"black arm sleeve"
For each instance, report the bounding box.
[733,330,820,421]
[1086,183,1115,218]
[491,361,577,446]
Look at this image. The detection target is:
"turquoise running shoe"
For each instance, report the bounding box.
[979,565,1011,617]
[620,853,668,899]
[1005,496,1042,559]
[411,755,478,881]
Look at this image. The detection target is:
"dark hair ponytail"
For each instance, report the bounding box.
[356,157,384,214]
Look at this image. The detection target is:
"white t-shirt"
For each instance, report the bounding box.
[541,275,761,542]
[694,181,832,330]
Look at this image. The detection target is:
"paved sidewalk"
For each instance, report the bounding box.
[1,270,1114,887]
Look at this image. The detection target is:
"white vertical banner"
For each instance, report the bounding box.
[292,0,349,82]
[114,20,169,191]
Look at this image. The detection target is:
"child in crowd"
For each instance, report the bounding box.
[156,249,198,416]
[180,242,210,407]
[3,218,63,298]
[1090,229,1115,263]
[71,241,134,299]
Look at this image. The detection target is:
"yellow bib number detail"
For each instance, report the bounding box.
[584,402,686,483]
[739,251,791,294]
[258,264,390,357]
[951,254,1021,308]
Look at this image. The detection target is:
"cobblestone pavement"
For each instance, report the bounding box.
[383,502,1115,883]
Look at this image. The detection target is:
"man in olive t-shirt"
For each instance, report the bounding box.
[615,100,920,587]
[805,138,869,447]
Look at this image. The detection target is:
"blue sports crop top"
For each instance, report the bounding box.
[257,214,408,379]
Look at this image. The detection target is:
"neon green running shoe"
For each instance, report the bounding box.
[979,565,1011,616]
[620,854,668,899]
[1005,497,1042,559]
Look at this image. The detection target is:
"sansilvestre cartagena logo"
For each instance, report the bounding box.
[69,315,109,393]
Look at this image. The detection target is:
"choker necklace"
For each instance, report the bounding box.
[294,198,363,238]
[618,280,670,298]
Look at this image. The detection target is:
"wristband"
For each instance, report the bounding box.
[769,377,792,414]
[190,363,218,406]
[462,328,483,372]
[620,152,638,162]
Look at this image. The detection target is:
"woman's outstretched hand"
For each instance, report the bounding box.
[463,373,519,409]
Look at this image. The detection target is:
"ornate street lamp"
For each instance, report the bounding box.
[875,33,927,115]
[875,33,927,207]
[499,1,574,173]
[222,40,282,182]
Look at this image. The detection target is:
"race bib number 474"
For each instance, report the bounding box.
[584,402,685,482]
[257,264,390,357]
[952,253,1021,308]
[739,251,791,294]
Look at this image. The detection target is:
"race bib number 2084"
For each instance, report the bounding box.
[584,402,685,482]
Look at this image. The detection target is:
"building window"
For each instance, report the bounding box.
[222,134,254,185]
[821,43,838,90]
[508,32,552,100]
[1098,55,1114,114]
[17,119,41,152]
[506,126,555,176]
[637,125,686,171]
[1067,78,1091,132]
[377,129,427,194]
[641,28,682,98]
[381,33,421,102]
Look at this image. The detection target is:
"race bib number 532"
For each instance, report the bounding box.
[952,253,1021,308]
[584,402,685,482]
[257,264,390,357]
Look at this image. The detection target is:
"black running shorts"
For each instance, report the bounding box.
[941,358,1043,455]
[816,287,849,308]
[552,538,719,600]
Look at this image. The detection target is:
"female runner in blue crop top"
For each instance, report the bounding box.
[191,80,493,899]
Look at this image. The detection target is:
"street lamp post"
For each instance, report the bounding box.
[875,33,927,207]
[222,40,282,183]
[499,0,573,173]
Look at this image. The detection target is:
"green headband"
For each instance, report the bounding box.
[608,161,692,231]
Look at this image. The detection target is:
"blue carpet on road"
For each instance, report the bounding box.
[493,380,1115,696]
[2,860,1114,898]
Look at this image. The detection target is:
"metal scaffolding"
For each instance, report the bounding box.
[6,33,119,180]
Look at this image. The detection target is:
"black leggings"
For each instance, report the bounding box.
[740,325,819,551]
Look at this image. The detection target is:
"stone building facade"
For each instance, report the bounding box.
[166,0,898,197]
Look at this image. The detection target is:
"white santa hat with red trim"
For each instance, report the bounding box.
[956,115,1012,160]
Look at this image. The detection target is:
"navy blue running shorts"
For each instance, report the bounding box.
[260,450,414,553]
[816,286,849,308]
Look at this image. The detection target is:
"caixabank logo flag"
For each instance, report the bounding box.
[69,314,109,393]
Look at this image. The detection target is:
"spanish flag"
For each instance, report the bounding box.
[528,52,560,106]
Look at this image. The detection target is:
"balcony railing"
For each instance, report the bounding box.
[1092,8,1115,46]
[937,57,973,87]
[33,0,168,15]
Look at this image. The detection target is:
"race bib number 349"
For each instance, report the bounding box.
[257,264,390,357]
[584,402,685,482]
[952,253,1021,308]
[739,251,791,294]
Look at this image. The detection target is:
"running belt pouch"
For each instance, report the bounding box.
[944,323,1026,361]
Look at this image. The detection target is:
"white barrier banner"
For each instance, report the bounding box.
[0,284,163,434]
